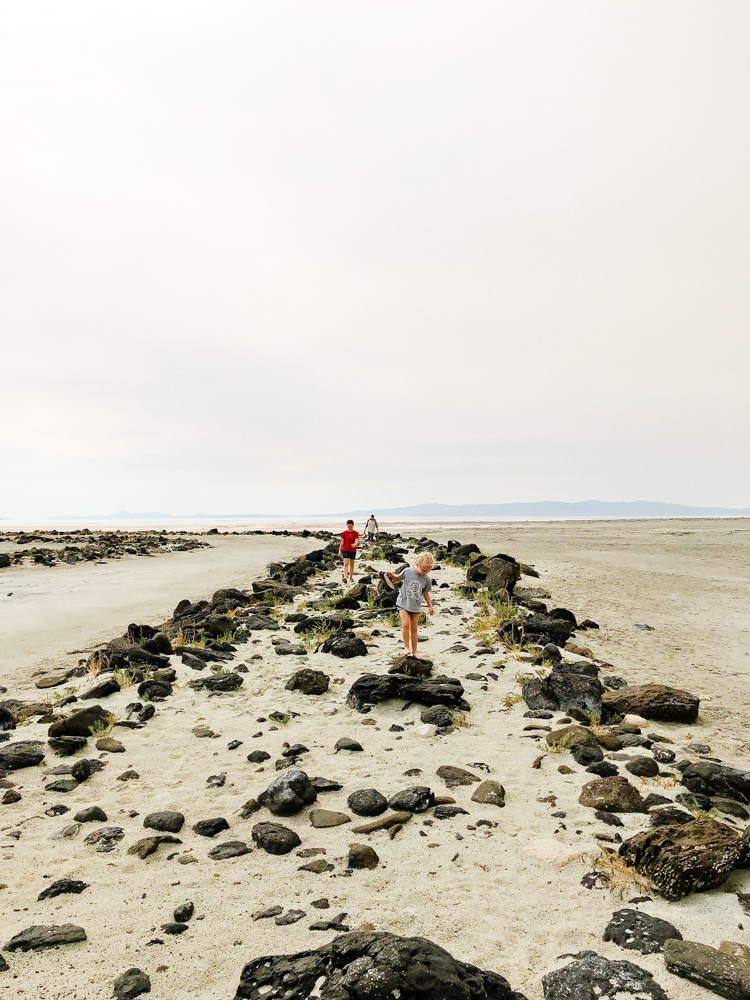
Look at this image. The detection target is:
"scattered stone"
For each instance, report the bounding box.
[309,809,350,828]
[388,786,434,813]
[603,908,682,954]
[321,634,367,658]
[347,844,379,869]
[192,818,229,838]
[81,677,120,700]
[173,902,194,922]
[436,765,480,789]
[389,654,433,677]
[252,906,283,920]
[113,967,151,999]
[45,778,80,793]
[433,805,469,819]
[334,737,363,752]
[352,812,412,834]
[572,745,604,766]
[586,761,619,778]
[2,789,21,804]
[84,826,124,847]
[127,835,182,859]
[310,777,343,792]
[37,878,88,901]
[471,780,506,807]
[143,812,185,833]
[542,949,669,1000]
[579,777,645,813]
[620,818,742,900]
[208,840,251,860]
[73,806,107,823]
[4,924,87,951]
[161,922,189,935]
[96,737,125,753]
[285,669,329,695]
[275,909,306,925]
[347,789,388,817]
[650,807,693,828]
[625,757,659,778]
[48,736,88,756]
[258,768,317,816]
[311,898,330,909]
[546,726,599,751]
[252,822,301,855]
[189,673,244,692]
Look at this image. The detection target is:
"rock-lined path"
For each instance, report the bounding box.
[1,532,749,998]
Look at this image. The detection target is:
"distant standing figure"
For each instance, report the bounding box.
[338,519,359,583]
[384,552,435,657]
[364,514,379,548]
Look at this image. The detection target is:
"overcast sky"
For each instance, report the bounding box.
[2,1,749,518]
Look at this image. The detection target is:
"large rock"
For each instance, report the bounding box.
[0,740,45,770]
[81,677,120,700]
[522,678,558,712]
[320,634,368,658]
[579,777,644,813]
[502,614,574,648]
[388,786,434,813]
[347,673,465,713]
[602,684,699,723]
[450,543,481,564]
[542,950,668,1000]
[0,707,16,731]
[48,705,111,738]
[664,939,750,999]
[619,818,742,900]
[4,924,87,951]
[252,822,301,855]
[347,789,388,817]
[602,909,682,955]
[548,667,603,717]
[467,556,520,596]
[252,579,304,602]
[472,781,506,807]
[285,669,330,696]
[436,765,480,789]
[143,811,185,833]
[233,930,524,1000]
[258,767,317,816]
[545,725,599,751]
[678,761,750,805]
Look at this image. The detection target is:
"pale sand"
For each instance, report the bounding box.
[0,519,749,999]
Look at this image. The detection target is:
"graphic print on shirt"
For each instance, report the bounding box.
[404,578,424,604]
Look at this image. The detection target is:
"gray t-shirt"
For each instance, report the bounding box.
[396,567,432,613]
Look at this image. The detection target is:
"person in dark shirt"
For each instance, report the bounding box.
[338,519,359,583]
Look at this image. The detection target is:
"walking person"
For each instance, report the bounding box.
[338,519,359,583]
[383,552,435,656]
[363,514,379,549]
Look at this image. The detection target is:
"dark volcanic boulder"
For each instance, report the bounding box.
[233,930,524,1000]
[678,760,750,804]
[502,614,574,647]
[602,909,682,955]
[48,705,111,738]
[113,967,152,999]
[542,950,668,1000]
[258,767,317,816]
[548,669,602,717]
[81,677,120,700]
[347,673,464,713]
[137,679,172,701]
[347,788,388,817]
[0,740,45,770]
[579,777,644,813]
[619,818,741,901]
[285,669,330,695]
[0,707,16,731]
[450,543,481,564]
[389,654,433,678]
[522,677,558,712]
[601,684,699,723]
[321,634,368,658]
[466,556,520,596]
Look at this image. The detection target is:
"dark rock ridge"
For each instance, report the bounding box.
[601,684,699,723]
[347,674,465,713]
[233,930,526,999]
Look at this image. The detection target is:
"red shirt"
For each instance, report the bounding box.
[341,530,359,551]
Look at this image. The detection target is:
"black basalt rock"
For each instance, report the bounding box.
[346,673,464,713]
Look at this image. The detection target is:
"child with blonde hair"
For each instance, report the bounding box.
[384,552,435,657]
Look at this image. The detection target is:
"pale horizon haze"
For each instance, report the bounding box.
[2,1,749,519]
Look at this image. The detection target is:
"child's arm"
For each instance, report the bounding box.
[424,591,434,615]
[385,570,400,583]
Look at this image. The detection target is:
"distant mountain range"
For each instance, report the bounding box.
[341,501,750,518]
[42,501,750,520]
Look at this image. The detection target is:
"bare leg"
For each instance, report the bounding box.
[409,613,420,655]
[399,609,411,654]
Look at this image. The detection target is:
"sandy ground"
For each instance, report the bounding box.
[1,520,749,1000]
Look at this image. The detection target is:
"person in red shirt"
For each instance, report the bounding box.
[338,519,359,583]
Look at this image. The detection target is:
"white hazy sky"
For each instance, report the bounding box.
[2,1,749,518]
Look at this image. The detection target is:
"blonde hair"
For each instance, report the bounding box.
[415,552,435,570]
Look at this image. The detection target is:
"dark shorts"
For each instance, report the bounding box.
[342,550,356,560]
[367,532,376,541]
